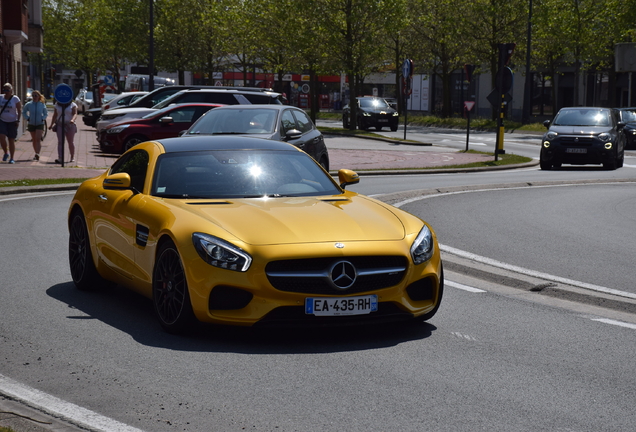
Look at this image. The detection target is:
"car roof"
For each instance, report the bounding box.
[176,88,281,96]
[157,135,297,153]
[202,104,290,111]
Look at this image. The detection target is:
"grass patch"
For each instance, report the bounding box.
[0,178,90,188]
[1,427,17,432]
[316,111,546,132]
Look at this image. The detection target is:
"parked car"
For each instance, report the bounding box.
[540,107,625,170]
[68,135,443,333]
[98,103,222,153]
[100,91,148,113]
[615,107,636,149]
[343,96,399,131]
[82,93,147,128]
[96,87,282,134]
[75,89,93,113]
[183,104,329,170]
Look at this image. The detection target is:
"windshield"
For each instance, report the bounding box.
[359,98,390,109]
[620,109,636,122]
[553,109,611,127]
[141,105,173,119]
[186,108,277,135]
[152,150,340,199]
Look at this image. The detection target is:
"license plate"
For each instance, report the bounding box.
[378,119,389,123]
[305,295,378,316]
[566,148,587,154]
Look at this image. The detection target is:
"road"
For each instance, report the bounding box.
[1,129,636,432]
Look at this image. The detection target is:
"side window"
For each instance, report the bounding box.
[110,150,149,192]
[281,110,296,134]
[169,107,197,123]
[243,94,274,104]
[292,110,314,134]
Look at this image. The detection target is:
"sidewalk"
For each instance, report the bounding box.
[0,120,531,183]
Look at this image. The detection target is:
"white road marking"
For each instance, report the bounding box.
[0,373,146,432]
[393,183,636,301]
[591,318,636,330]
[446,280,487,293]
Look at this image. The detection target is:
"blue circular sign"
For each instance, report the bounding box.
[54,83,73,104]
[402,59,412,79]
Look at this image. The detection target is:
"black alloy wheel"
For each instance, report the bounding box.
[123,135,146,153]
[68,211,107,290]
[152,240,196,333]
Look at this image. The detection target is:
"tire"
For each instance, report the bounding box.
[319,156,329,172]
[343,115,349,129]
[357,118,368,131]
[390,126,398,132]
[376,126,382,131]
[152,239,196,334]
[603,156,617,170]
[617,150,624,168]
[122,135,146,153]
[68,210,109,291]
[539,157,552,170]
[412,264,444,323]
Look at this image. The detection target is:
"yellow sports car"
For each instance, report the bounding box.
[68,136,443,333]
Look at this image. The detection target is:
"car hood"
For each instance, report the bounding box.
[174,194,407,246]
[548,125,614,135]
[360,107,396,114]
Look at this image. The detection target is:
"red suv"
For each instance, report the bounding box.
[98,103,222,153]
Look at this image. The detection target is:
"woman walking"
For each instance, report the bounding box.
[0,83,21,164]
[22,90,48,161]
[49,99,78,163]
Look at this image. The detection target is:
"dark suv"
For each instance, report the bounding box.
[152,88,282,109]
[540,107,625,170]
[342,96,399,131]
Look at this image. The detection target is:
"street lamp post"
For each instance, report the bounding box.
[149,0,154,92]
[522,0,533,123]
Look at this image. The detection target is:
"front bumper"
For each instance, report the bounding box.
[180,238,443,327]
[541,140,616,165]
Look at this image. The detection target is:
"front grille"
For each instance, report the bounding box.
[559,136,596,145]
[266,256,407,295]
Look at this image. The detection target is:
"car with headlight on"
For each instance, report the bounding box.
[540,107,625,170]
[68,136,443,333]
[98,103,222,153]
[182,104,329,170]
[343,96,399,131]
[615,107,636,149]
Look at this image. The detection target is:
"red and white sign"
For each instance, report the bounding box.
[464,101,475,111]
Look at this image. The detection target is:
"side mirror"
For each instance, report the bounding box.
[103,172,132,190]
[160,116,173,124]
[543,119,551,129]
[285,129,302,140]
[178,130,187,136]
[338,169,359,189]
[618,121,626,129]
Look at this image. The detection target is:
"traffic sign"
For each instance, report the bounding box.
[54,83,73,104]
[103,75,115,85]
[402,59,412,79]
[464,101,475,112]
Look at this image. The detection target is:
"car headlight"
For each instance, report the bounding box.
[192,233,252,272]
[363,112,371,116]
[598,132,610,142]
[410,225,434,265]
[631,130,636,135]
[393,112,399,116]
[106,124,130,134]
[546,132,557,140]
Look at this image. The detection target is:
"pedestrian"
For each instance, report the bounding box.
[49,98,78,163]
[22,90,48,161]
[0,83,22,164]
